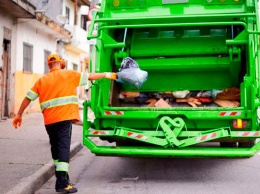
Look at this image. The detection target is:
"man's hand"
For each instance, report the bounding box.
[105,72,117,80]
[12,116,22,129]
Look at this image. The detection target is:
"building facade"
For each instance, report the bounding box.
[0,0,90,120]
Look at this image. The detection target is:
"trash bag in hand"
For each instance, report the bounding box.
[119,57,139,71]
[117,57,148,89]
[117,68,148,89]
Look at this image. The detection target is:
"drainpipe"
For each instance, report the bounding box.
[74,0,78,25]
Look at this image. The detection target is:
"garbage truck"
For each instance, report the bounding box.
[84,0,260,157]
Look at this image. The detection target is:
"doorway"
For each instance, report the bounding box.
[1,39,11,119]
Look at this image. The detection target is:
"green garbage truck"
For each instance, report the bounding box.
[84,0,260,157]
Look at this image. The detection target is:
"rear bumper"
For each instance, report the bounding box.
[83,137,260,158]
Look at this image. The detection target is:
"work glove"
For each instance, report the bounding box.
[105,72,117,80]
[12,115,22,129]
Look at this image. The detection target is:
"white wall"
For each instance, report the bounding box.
[62,0,90,73]
[16,20,57,74]
[0,10,17,73]
[63,0,75,26]
[27,0,63,24]
[64,52,80,70]
[0,9,18,115]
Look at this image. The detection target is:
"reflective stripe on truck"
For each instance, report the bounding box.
[104,111,124,115]
[220,111,242,116]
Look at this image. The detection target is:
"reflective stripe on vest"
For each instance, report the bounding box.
[79,72,88,86]
[53,159,58,167]
[56,162,69,172]
[40,96,78,111]
[26,90,39,101]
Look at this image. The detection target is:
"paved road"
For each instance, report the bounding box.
[36,142,260,194]
[0,113,83,194]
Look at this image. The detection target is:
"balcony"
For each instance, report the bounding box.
[64,25,89,54]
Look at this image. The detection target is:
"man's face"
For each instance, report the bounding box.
[51,61,61,66]
[48,61,61,69]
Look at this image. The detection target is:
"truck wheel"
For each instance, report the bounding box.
[238,140,255,148]
[220,142,237,147]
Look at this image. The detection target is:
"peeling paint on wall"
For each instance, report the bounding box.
[0,70,2,115]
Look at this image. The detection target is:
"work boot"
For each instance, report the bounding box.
[56,183,78,193]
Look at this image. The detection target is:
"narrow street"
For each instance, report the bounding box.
[2,1,260,194]
[36,142,260,194]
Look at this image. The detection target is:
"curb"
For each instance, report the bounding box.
[6,142,83,194]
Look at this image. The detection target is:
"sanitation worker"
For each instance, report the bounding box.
[12,53,116,193]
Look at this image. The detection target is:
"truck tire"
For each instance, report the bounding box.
[238,140,255,148]
[220,142,237,147]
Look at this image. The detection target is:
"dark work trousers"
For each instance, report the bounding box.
[45,120,72,190]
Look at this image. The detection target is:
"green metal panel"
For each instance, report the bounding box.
[84,0,260,157]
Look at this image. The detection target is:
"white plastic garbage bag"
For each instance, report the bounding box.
[117,68,148,89]
[119,57,139,71]
[116,57,148,89]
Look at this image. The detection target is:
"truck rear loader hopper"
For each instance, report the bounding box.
[83,0,260,158]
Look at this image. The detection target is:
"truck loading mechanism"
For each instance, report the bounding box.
[83,108,260,158]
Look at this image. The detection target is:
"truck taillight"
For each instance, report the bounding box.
[232,119,247,129]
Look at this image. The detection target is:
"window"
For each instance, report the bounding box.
[73,63,78,71]
[23,43,33,73]
[44,50,51,74]
[80,15,87,30]
[65,7,70,24]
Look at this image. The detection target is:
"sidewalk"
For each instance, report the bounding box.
[0,112,83,194]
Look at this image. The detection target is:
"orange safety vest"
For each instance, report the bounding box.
[26,68,89,125]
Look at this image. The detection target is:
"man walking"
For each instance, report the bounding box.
[12,54,116,193]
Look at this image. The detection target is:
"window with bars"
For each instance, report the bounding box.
[44,50,51,74]
[23,43,33,73]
